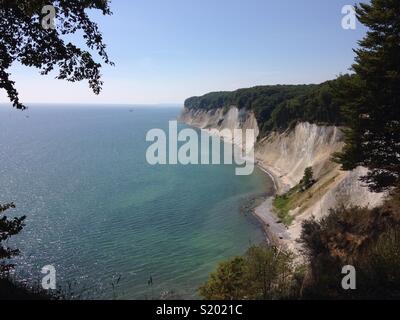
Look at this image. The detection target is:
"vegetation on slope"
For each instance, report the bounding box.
[200,0,400,300]
[299,187,400,299]
[199,245,303,300]
[273,188,297,226]
[200,188,400,300]
[273,168,316,226]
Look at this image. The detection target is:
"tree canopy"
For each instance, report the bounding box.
[301,167,315,191]
[0,0,113,109]
[185,79,347,136]
[0,203,25,275]
[199,245,297,300]
[335,0,400,192]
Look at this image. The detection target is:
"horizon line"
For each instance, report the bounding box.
[0,102,184,108]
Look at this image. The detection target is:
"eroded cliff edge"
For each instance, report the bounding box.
[179,106,385,251]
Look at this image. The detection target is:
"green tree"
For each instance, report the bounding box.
[0,0,113,109]
[199,246,296,300]
[244,245,295,299]
[299,187,400,299]
[301,167,315,191]
[0,203,26,275]
[199,257,247,300]
[335,0,400,192]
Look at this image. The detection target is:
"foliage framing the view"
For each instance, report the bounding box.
[200,188,400,300]
[334,0,400,192]
[0,0,113,110]
[299,188,400,299]
[0,203,25,274]
[199,245,300,300]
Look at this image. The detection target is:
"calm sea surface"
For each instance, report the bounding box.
[0,105,273,299]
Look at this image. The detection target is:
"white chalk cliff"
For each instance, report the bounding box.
[180,106,385,250]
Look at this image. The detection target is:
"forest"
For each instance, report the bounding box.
[184,75,355,136]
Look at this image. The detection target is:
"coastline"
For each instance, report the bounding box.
[179,108,385,255]
[253,161,292,248]
[177,117,293,249]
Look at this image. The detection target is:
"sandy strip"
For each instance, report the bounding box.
[253,197,291,247]
[253,161,294,248]
[255,160,293,194]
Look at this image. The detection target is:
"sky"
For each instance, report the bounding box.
[0,0,366,105]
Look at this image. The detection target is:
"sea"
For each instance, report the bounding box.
[0,104,273,299]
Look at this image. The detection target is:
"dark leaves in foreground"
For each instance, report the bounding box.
[0,202,26,274]
[0,0,114,109]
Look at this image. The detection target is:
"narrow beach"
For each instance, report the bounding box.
[253,161,292,248]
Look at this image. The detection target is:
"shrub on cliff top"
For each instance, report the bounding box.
[299,188,400,299]
[199,245,300,300]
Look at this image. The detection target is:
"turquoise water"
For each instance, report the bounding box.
[0,105,273,299]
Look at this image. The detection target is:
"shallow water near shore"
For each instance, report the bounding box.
[0,105,273,299]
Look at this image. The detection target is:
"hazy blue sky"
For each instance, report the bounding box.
[0,0,365,105]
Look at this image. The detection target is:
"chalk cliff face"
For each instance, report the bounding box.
[255,124,384,249]
[180,107,258,135]
[179,107,385,248]
[256,123,344,188]
[179,106,259,152]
